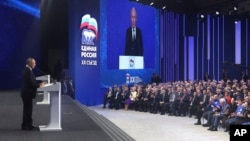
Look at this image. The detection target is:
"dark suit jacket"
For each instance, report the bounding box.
[156,93,169,103]
[125,26,143,56]
[201,94,210,108]
[21,67,40,99]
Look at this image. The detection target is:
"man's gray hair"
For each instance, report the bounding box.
[26,57,34,65]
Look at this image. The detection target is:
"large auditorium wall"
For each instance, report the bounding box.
[68,0,101,106]
[0,0,40,90]
[68,0,160,106]
[161,11,250,82]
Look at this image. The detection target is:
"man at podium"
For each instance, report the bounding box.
[20,57,44,131]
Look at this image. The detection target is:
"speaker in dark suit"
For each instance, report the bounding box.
[125,7,143,56]
[21,57,43,130]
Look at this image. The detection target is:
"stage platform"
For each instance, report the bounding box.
[0,91,135,141]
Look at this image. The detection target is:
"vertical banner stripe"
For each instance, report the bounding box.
[207,16,210,72]
[188,36,194,80]
[246,19,248,70]
[207,16,210,60]
[184,36,187,80]
[183,15,186,80]
[197,20,199,79]
[212,18,215,79]
[235,21,241,64]
[177,15,179,80]
[222,16,225,62]
[175,15,177,64]
[217,16,220,80]
[202,22,205,75]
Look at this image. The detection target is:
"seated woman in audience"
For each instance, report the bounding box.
[128,86,137,110]
[133,85,143,111]
[123,85,131,111]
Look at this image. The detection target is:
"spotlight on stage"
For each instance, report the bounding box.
[197,14,206,22]
[215,11,219,16]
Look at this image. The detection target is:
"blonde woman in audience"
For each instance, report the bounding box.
[129,86,137,101]
[134,86,143,111]
[128,86,137,110]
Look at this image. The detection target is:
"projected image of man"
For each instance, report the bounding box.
[125,7,143,56]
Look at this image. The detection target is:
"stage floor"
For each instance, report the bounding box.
[90,104,230,141]
[0,91,131,141]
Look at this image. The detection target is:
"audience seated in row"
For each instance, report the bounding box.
[102,78,250,134]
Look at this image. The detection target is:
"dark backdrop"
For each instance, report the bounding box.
[0,0,40,90]
[40,0,68,78]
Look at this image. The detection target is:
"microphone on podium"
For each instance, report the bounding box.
[35,68,52,84]
[36,68,48,76]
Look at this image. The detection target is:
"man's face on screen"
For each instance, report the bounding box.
[131,9,137,27]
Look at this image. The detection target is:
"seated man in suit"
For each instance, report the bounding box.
[208,98,230,131]
[236,99,250,125]
[113,86,122,110]
[202,94,220,127]
[194,89,210,125]
[157,88,169,115]
[140,85,152,112]
[224,97,245,132]
[103,86,113,109]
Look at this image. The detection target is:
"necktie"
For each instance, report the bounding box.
[116,92,118,99]
[132,28,136,40]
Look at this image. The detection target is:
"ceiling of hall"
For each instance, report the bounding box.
[131,0,250,18]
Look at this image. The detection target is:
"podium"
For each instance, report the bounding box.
[36,75,51,83]
[37,82,62,131]
[36,75,51,104]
